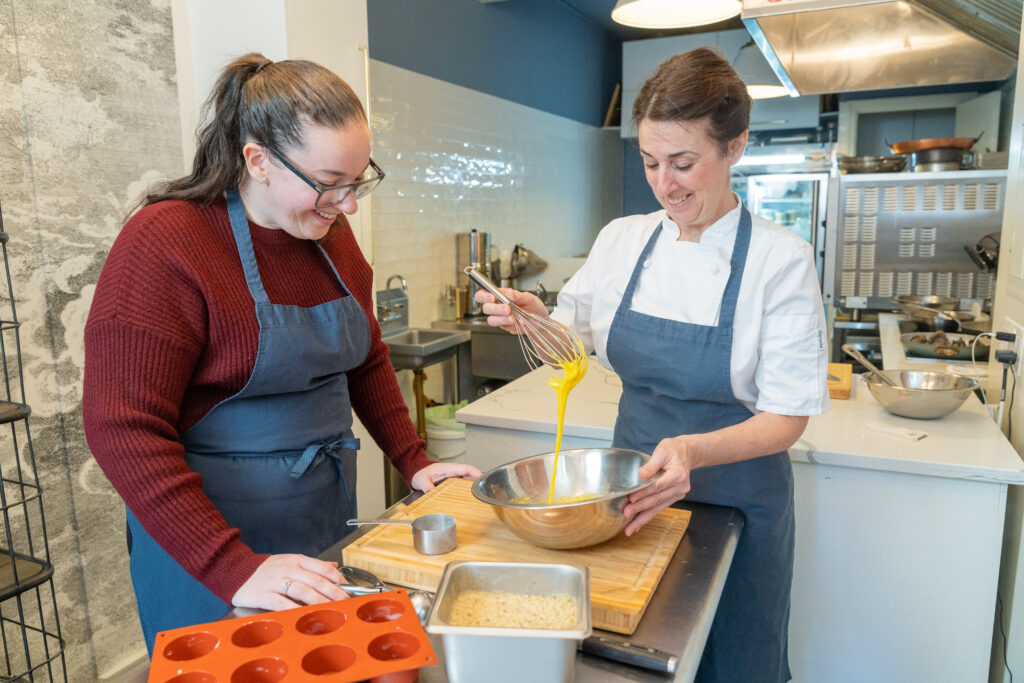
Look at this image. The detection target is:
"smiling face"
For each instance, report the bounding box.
[241,120,372,241]
[638,117,747,238]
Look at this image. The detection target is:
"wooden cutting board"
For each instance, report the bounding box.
[828,362,853,399]
[343,478,690,634]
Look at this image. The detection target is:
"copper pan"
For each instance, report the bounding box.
[888,135,980,154]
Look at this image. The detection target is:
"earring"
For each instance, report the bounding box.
[259,177,268,184]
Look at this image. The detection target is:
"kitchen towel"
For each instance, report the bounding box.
[866,422,927,442]
[946,363,984,378]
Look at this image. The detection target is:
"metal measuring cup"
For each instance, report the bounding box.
[346,513,457,555]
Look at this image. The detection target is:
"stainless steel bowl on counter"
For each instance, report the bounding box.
[864,370,979,419]
[471,448,657,549]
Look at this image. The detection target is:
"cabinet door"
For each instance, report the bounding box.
[750,95,820,131]
[954,91,999,153]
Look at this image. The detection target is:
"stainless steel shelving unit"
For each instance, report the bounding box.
[822,169,1005,312]
[0,202,66,682]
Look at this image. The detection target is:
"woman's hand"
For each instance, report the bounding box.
[475,288,548,332]
[410,462,483,492]
[621,435,697,536]
[231,554,349,611]
[620,413,808,535]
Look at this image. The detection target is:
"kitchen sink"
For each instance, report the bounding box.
[430,318,534,380]
[384,328,470,370]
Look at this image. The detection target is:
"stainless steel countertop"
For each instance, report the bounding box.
[320,495,743,683]
[141,493,742,683]
[430,317,504,333]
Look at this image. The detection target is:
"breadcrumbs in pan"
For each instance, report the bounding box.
[447,590,577,629]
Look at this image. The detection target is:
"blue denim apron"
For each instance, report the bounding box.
[606,207,794,683]
[126,189,368,652]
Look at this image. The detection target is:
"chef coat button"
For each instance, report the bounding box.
[711,264,720,275]
[643,259,652,269]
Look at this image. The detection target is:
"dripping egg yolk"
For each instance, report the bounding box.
[547,340,587,503]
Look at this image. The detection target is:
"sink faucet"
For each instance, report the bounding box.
[378,274,407,322]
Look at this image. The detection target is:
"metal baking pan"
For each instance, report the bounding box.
[426,561,591,683]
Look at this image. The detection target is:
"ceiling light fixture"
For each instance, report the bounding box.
[611,0,741,29]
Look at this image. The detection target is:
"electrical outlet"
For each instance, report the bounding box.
[1003,317,1024,374]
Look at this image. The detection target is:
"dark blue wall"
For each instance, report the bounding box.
[368,0,619,127]
[621,138,661,216]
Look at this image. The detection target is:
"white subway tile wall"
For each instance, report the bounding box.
[355,62,622,519]
[367,61,623,329]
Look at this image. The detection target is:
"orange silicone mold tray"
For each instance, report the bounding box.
[147,590,435,683]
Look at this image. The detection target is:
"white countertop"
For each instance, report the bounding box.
[458,359,1024,485]
[795,376,1023,484]
[458,361,621,441]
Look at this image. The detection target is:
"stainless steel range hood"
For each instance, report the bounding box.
[742,0,1021,96]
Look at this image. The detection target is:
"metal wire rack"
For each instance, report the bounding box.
[0,201,66,682]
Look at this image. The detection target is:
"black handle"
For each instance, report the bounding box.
[963,245,989,271]
[580,634,679,674]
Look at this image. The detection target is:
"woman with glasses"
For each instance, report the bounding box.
[83,53,481,651]
[477,48,828,683]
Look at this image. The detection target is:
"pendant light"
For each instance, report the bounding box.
[734,41,792,99]
[611,0,741,29]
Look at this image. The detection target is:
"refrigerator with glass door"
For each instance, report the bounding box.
[736,173,830,285]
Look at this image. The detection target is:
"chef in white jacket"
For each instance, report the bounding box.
[478,47,829,683]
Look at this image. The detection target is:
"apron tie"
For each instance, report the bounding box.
[290,436,361,479]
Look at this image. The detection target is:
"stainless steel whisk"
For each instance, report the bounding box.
[465,266,587,371]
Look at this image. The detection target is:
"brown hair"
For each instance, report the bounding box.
[632,47,751,155]
[135,53,367,211]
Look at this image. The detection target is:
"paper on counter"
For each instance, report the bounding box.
[867,422,927,442]
[946,363,984,378]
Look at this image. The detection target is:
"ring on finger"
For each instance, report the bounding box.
[282,579,294,596]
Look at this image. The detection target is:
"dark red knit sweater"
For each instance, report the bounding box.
[82,197,430,603]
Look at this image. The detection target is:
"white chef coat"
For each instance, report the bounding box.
[552,201,830,416]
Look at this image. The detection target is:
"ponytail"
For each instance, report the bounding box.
[130,52,366,215]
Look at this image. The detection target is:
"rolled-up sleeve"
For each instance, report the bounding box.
[754,241,830,415]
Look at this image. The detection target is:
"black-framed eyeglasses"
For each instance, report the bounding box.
[262,144,385,208]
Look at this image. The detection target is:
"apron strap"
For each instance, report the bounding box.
[226,188,271,305]
[225,189,353,304]
[717,205,753,330]
[290,436,361,479]
[316,242,353,294]
[619,207,753,329]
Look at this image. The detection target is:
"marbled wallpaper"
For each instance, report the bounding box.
[0,0,181,678]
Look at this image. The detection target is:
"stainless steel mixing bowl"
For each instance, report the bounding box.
[894,294,959,311]
[864,370,979,419]
[471,447,657,549]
